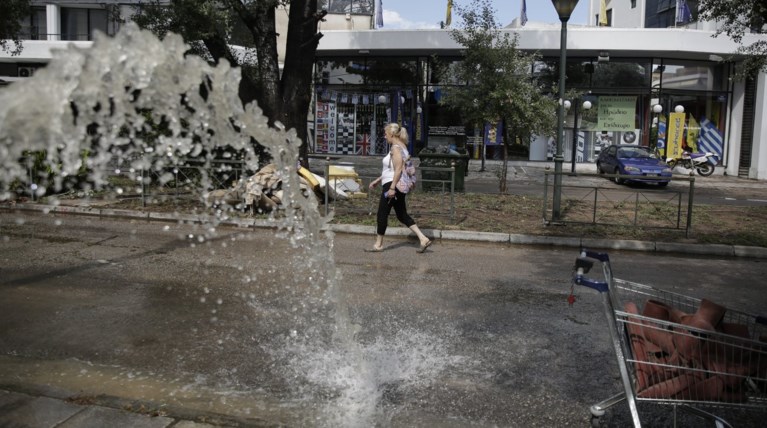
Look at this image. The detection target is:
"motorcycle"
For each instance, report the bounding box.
[666,151,718,177]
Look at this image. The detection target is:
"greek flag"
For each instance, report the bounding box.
[676,0,692,24]
[520,0,528,27]
[697,117,723,160]
[376,0,384,28]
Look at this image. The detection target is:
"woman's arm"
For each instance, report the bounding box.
[390,145,404,189]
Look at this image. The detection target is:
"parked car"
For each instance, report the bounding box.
[596,144,672,186]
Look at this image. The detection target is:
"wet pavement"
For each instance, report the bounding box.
[2,157,767,427]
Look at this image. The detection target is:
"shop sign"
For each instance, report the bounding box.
[428,126,466,136]
[597,96,636,131]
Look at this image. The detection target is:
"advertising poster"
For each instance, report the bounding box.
[484,121,503,146]
[315,101,331,153]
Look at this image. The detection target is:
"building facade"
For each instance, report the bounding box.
[312,1,767,180]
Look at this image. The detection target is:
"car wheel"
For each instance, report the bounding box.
[613,168,624,184]
[596,162,603,174]
[657,181,669,187]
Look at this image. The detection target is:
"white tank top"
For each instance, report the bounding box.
[381,145,409,185]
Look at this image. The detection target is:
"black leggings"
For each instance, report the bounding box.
[376,182,415,235]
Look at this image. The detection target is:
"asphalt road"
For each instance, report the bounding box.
[2,212,767,427]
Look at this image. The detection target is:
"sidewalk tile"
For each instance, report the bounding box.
[59,406,173,428]
[0,396,81,428]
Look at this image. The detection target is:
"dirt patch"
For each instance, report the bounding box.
[328,193,767,247]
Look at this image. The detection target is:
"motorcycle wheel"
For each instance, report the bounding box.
[667,160,677,169]
[696,163,715,177]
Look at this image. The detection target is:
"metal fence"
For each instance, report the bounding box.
[321,159,457,222]
[542,171,696,236]
[136,158,247,206]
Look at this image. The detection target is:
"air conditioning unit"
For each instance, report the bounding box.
[18,67,36,78]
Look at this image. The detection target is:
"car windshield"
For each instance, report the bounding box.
[617,147,657,159]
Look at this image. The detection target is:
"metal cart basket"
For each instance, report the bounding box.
[573,249,767,427]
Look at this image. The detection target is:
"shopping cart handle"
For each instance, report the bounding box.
[574,256,594,274]
[580,249,610,262]
[573,274,609,293]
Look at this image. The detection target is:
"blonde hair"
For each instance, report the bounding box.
[385,123,409,144]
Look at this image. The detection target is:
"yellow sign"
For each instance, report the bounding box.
[666,112,686,159]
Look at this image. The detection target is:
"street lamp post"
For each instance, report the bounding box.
[551,0,579,221]
[571,99,592,173]
[652,103,663,155]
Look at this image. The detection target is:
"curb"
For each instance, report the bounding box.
[3,203,766,259]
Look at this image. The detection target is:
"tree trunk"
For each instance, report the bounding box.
[281,0,322,167]
[499,120,508,194]
[225,0,322,167]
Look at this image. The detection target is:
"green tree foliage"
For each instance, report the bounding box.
[698,0,767,78]
[0,0,31,56]
[132,0,326,165]
[439,0,556,192]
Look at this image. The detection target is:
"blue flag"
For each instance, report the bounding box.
[657,116,667,154]
[376,0,384,28]
[676,0,692,24]
[520,0,528,27]
[697,117,723,160]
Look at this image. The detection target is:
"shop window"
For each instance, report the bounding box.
[18,7,46,40]
[323,0,374,15]
[316,58,418,86]
[61,8,109,41]
[665,93,728,156]
[363,58,419,86]
[316,59,367,85]
[314,90,420,155]
[591,60,650,89]
[658,61,726,92]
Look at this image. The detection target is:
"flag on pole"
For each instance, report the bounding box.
[697,117,723,160]
[656,115,667,157]
[376,0,384,28]
[520,0,528,27]
[676,0,692,24]
[666,112,686,160]
[599,0,608,26]
[445,0,453,27]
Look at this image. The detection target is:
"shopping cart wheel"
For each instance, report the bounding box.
[590,415,602,427]
[589,404,606,417]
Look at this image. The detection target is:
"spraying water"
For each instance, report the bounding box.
[0,24,455,426]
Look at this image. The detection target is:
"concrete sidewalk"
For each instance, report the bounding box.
[0,389,215,428]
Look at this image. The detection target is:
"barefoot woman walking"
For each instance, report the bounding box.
[367,123,432,253]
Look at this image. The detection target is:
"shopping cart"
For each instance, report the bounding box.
[572,249,767,427]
